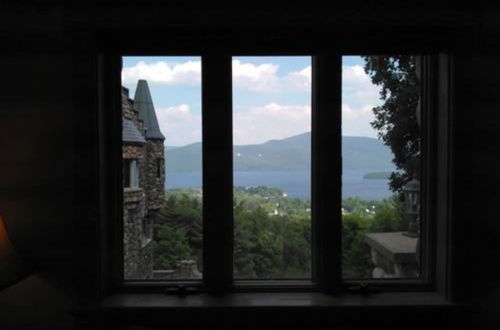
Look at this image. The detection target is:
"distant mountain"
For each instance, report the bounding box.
[165,132,395,172]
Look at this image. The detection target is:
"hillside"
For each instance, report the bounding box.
[165,132,395,172]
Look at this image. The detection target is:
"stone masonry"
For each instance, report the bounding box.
[122,80,165,280]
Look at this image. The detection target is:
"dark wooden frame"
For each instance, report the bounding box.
[96,50,452,297]
[202,54,234,292]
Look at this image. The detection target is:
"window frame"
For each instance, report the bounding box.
[97,50,452,297]
[123,158,140,189]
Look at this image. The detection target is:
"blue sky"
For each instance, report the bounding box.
[122,56,382,146]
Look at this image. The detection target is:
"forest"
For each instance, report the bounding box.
[152,187,406,279]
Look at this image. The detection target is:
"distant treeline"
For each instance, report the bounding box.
[363,171,392,180]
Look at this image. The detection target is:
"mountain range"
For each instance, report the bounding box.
[165,132,395,172]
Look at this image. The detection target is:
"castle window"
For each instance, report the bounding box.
[123,159,139,188]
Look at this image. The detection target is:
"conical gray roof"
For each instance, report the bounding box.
[134,79,165,140]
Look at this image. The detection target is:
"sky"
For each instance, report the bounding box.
[122,56,382,146]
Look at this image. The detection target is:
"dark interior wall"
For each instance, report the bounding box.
[0,53,77,328]
[0,53,75,273]
[0,3,499,329]
[452,53,500,328]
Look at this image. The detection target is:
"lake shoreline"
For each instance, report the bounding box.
[165,169,394,201]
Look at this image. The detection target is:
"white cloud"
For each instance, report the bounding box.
[162,104,190,118]
[121,61,201,85]
[286,66,311,91]
[343,65,371,85]
[232,60,281,92]
[342,64,381,107]
[342,104,357,119]
[342,103,374,119]
[341,103,378,138]
[252,102,310,120]
[123,59,313,93]
[155,104,201,146]
[155,100,377,145]
[341,64,383,137]
[125,59,386,143]
[233,62,312,93]
[233,103,311,145]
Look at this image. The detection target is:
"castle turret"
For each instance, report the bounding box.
[133,79,166,214]
[134,79,165,140]
[122,80,166,280]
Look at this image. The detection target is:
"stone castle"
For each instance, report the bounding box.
[122,80,165,279]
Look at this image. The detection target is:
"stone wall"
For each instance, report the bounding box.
[121,85,165,280]
[123,187,154,279]
[122,145,143,159]
[122,89,155,280]
[145,139,165,211]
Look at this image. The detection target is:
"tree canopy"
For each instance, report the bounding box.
[153,188,404,279]
[363,55,421,193]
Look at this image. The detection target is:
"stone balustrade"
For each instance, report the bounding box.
[364,232,418,278]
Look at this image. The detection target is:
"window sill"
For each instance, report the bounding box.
[96,291,453,308]
[75,292,466,328]
[123,187,143,193]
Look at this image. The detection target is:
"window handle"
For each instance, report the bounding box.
[164,284,201,296]
[346,283,381,295]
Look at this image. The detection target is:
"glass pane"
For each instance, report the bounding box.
[342,55,422,279]
[232,56,312,279]
[122,56,202,280]
[130,160,138,188]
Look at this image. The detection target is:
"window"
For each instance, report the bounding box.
[232,56,312,280]
[121,56,203,281]
[111,52,448,293]
[341,55,423,280]
[123,159,138,188]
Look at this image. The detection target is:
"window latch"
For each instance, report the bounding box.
[164,284,201,296]
[347,283,381,296]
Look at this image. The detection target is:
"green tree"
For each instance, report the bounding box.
[162,187,313,279]
[233,192,312,279]
[235,207,285,278]
[234,200,258,278]
[154,225,193,269]
[281,217,311,277]
[342,213,371,278]
[369,197,406,233]
[363,55,421,193]
[154,190,203,270]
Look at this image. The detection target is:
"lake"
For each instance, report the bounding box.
[166,169,394,201]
